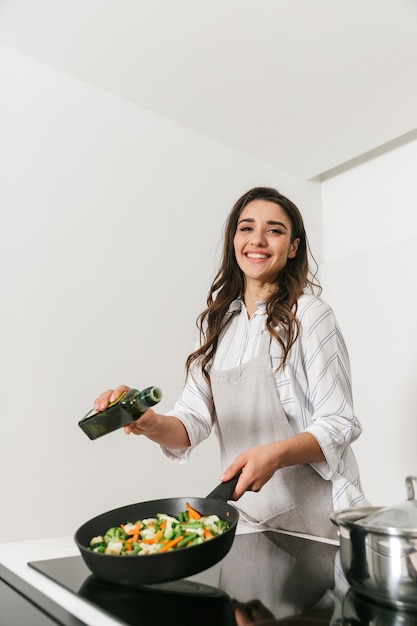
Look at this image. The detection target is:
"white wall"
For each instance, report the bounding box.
[0,46,322,541]
[3,44,414,543]
[320,138,417,507]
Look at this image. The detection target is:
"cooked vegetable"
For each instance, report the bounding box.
[87,506,230,556]
[185,501,202,520]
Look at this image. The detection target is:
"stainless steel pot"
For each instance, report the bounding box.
[331,476,417,610]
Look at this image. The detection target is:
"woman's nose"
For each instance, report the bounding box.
[250,231,266,246]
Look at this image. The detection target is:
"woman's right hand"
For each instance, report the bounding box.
[92,384,191,449]
[93,385,131,412]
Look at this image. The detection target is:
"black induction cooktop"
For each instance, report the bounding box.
[20,530,417,626]
[26,531,337,625]
[30,555,236,626]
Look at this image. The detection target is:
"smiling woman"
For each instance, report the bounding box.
[94,186,369,540]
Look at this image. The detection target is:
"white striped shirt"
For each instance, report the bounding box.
[165,293,368,511]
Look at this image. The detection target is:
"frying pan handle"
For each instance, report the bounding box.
[205,471,242,502]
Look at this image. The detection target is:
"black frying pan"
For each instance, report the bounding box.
[74,474,240,587]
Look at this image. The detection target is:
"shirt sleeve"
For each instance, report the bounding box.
[161,359,215,462]
[294,297,363,479]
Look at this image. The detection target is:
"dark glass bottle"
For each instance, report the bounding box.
[78,386,162,440]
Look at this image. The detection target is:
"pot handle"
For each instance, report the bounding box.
[206,471,242,502]
[406,475,417,501]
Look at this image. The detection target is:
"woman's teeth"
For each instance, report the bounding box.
[246,253,268,259]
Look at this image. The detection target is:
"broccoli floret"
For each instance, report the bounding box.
[104,526,127,543]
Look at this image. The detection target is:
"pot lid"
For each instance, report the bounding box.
[359,476,417,530]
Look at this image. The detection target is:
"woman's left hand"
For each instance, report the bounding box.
[220,442,281,500]
[220,433,325,499]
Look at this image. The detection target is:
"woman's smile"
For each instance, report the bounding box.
[245,252,271,260]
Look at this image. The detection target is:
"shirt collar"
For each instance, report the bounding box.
[227,298,266,314]
[228,299,243,313]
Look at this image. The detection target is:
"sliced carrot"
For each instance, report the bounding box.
[185,502,202,520]
[159,519,167,530]
[159,536,184,553]
[203,528,214,539]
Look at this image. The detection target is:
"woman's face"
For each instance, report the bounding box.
[233,199,300,289]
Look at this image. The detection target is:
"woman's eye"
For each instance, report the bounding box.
[239,226,252,232]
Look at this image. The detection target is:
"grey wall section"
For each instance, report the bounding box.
[321,238,417,505]
[320,137,417,507]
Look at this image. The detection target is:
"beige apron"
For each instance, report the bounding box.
[210,330,337,539]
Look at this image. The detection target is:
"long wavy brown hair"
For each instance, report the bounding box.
[186,187,321,382]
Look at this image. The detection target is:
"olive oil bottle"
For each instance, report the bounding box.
[78,386,162,440]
